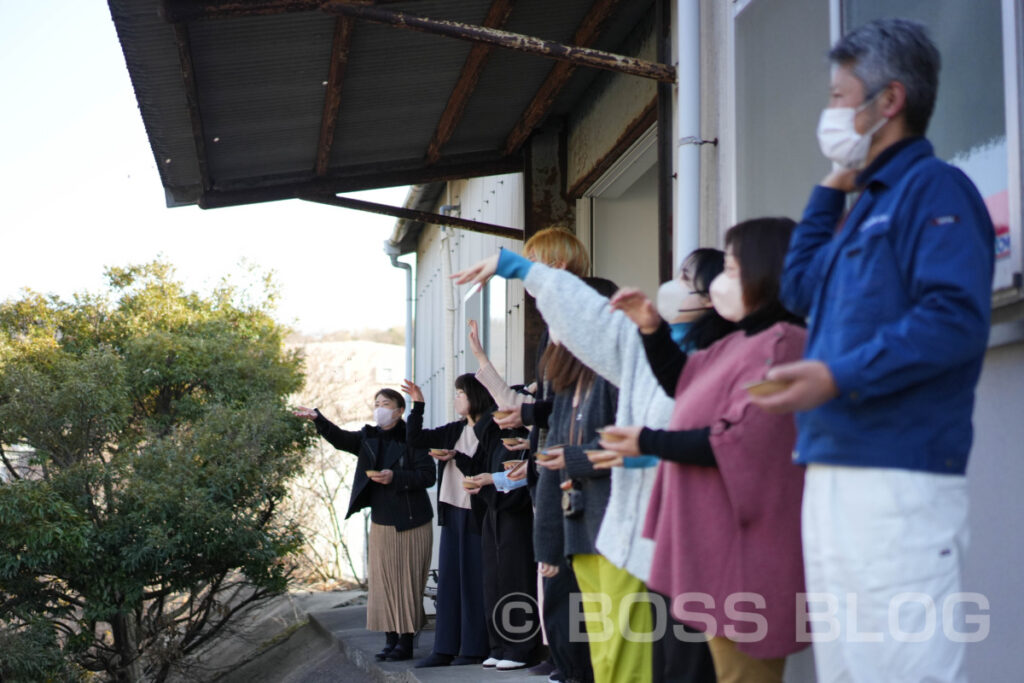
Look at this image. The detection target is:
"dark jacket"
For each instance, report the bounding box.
[474,426,534,518]
[313,411,435,531]
[533,375,618,564]
[781,138,994,474]
[406,402,499,529]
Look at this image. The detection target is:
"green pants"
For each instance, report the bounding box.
[571,553,653,683]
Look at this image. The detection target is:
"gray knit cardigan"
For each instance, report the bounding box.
[523,263,675,583]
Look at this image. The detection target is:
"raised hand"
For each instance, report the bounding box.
[468,319,486,362]
[292,406,318,420]
[609,287,661,333]
[401,379,424,404]
[451,254,499,289]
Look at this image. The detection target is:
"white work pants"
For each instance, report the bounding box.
[801,464,972,683]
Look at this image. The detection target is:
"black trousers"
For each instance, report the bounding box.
[481,505,540,662]
[650,590,716,683]
[432,507,489,658]
[543,558,594,683]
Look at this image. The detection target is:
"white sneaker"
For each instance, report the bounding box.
[496,659,527,671]
[481,657,500,668]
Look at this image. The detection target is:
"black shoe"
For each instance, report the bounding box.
[528,659,556,676]
[375,632,398,661]
[414,652,453,668]
[384,633,414,661]
[451,655,485,666]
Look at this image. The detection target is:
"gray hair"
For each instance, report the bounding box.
[829,18,941,135]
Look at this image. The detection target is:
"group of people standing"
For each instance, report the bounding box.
[294,18,994,683]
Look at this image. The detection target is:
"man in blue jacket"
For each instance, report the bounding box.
[753,18,994,683]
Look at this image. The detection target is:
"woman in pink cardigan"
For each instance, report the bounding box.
[598,217,808,683]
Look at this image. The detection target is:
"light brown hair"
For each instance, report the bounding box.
[523,227,590,277]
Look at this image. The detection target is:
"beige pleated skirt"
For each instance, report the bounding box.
[366,520,433,633]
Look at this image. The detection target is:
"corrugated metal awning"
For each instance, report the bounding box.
[107,0,661,210]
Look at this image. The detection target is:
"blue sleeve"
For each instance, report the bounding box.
[493,470,528,493]
[495,247,534,281]
[828,173,994,401]
[623,455,659,469]
[780,186,846,317]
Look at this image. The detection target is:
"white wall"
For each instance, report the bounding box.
[589,162,661,297]
[413,173,525,427]
[962,340,1024,679]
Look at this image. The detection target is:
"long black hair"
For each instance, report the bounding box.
[678,248,738,350]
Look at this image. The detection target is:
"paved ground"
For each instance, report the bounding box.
[309,605,544,683]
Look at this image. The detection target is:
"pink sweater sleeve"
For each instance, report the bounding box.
[475,361,532,408]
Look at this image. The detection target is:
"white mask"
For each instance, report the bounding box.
[657,278,712,323]
[709,272,746,322]
[656,279,689,321]
[373,406,398,428]
[816,100,888,170]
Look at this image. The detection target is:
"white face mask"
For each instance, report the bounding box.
[709,272,747,322]
[656,279,711,323]
[816,99,888,170]
[656,279,690,321]
[373,406,398,428]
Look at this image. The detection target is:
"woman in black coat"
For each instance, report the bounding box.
[293,388,434,661]
[401,374,500,669]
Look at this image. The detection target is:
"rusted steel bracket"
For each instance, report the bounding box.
[299,193,524,240]
[321,1,676,83]
[425,0,517,165]
[503,0,622,156]
[315,16,356,176]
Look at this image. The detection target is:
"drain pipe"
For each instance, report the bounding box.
[675,0,701,261]
[384,241,413,384]
[438,202,460,422]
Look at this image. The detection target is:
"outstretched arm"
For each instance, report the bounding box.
[294,406,363,455]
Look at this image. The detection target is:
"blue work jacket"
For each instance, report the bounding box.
[781,138,994,474]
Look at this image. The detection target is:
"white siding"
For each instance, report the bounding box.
[413,173,525,428]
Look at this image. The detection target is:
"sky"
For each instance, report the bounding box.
[0,1,410,335]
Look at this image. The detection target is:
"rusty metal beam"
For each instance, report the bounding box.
[198,153,522,208]
[300,193,524,240]
[503,0,620,156]
[425,0,516,165]
[322,2,676,82]
[171,22,211,191]
[160,0,418,22]
[161,0,322,23]
[315,16,355,176]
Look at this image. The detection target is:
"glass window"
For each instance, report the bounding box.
[734,0,832,223]
[488,281,507,380]
[843,0,1013,290]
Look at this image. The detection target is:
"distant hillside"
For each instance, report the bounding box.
[288,326,404,347]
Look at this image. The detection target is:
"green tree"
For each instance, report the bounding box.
[0,262,310,682]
